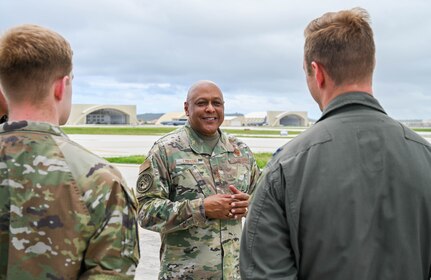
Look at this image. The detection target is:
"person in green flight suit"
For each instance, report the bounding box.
[241,7,431,280]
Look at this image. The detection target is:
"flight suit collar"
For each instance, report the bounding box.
[317,91,387,123]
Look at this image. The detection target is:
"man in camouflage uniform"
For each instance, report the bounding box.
[0,25,140,279]
[137,80,260,279]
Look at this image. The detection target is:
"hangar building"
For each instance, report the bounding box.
[67,104,138,125]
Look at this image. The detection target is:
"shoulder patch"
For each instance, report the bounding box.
[137,172,153,194]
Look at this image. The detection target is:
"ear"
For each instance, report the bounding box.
[0,89,7,114]
[311,61,325,89]
[53,76,69,101]
[184,101,189,116]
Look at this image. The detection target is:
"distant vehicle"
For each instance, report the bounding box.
[248,122,268,126]
[248,116,268,126]
[161,119,187,126]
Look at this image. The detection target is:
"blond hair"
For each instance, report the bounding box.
[0,24,73,103]
[304,7,375,85]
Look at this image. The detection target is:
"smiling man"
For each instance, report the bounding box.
[136,80,260,279]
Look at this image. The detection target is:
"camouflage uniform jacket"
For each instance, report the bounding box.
[137,123,260,279]
[0,121,140,280]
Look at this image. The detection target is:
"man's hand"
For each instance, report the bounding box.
[204,194,235,219]
[203,185,250,220]
[228,185,249,219]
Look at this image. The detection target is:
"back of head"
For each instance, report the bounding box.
[0,24,73,104]
[304,7,375,86]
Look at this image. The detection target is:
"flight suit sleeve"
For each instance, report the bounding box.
[81,165,140,279]
[240,166,297,279]
[136,143,207,234]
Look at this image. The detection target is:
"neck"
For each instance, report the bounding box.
[195,130,220,141]
[8,103,60,125]
[320,82,373,110]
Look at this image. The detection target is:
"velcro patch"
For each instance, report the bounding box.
[137,173,153,193]
[175,159,204,165]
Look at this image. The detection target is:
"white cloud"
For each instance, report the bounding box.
[1,0,431,119]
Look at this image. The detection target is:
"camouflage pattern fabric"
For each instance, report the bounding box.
[0,121,140,280]
[136,123,260,279]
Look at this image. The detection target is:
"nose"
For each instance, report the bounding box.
[205,102,216,113]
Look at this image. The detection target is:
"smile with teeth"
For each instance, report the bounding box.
[203,117,217,121]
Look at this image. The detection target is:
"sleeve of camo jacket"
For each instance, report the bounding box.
[135,143,207,234]
[247,146,261,195]
[81,166,140,279]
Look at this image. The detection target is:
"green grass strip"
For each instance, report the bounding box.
[105,155,146,164]
[62,126,303,137]
[413,128,431,132]
[63,125,431,135]
[253,152,273,169]
[105,152,273,169]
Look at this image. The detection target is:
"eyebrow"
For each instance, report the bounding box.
[195,97,223,101]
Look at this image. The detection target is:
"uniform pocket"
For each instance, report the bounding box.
[226,157,251,192]
[171,166,212,199]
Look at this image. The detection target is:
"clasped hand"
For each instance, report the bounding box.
[204,185,249,220]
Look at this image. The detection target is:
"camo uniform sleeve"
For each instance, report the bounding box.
[79,164,140,279]
[136,143,206,234]
[246,146,261,195]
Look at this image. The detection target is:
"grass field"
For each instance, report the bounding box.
[105,155,146,165]
[412,128,431,132]
[105,152,273,169]
[63,125,431,136]
[62,126,302,137]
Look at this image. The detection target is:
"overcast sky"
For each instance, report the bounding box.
[1,0,430,120]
